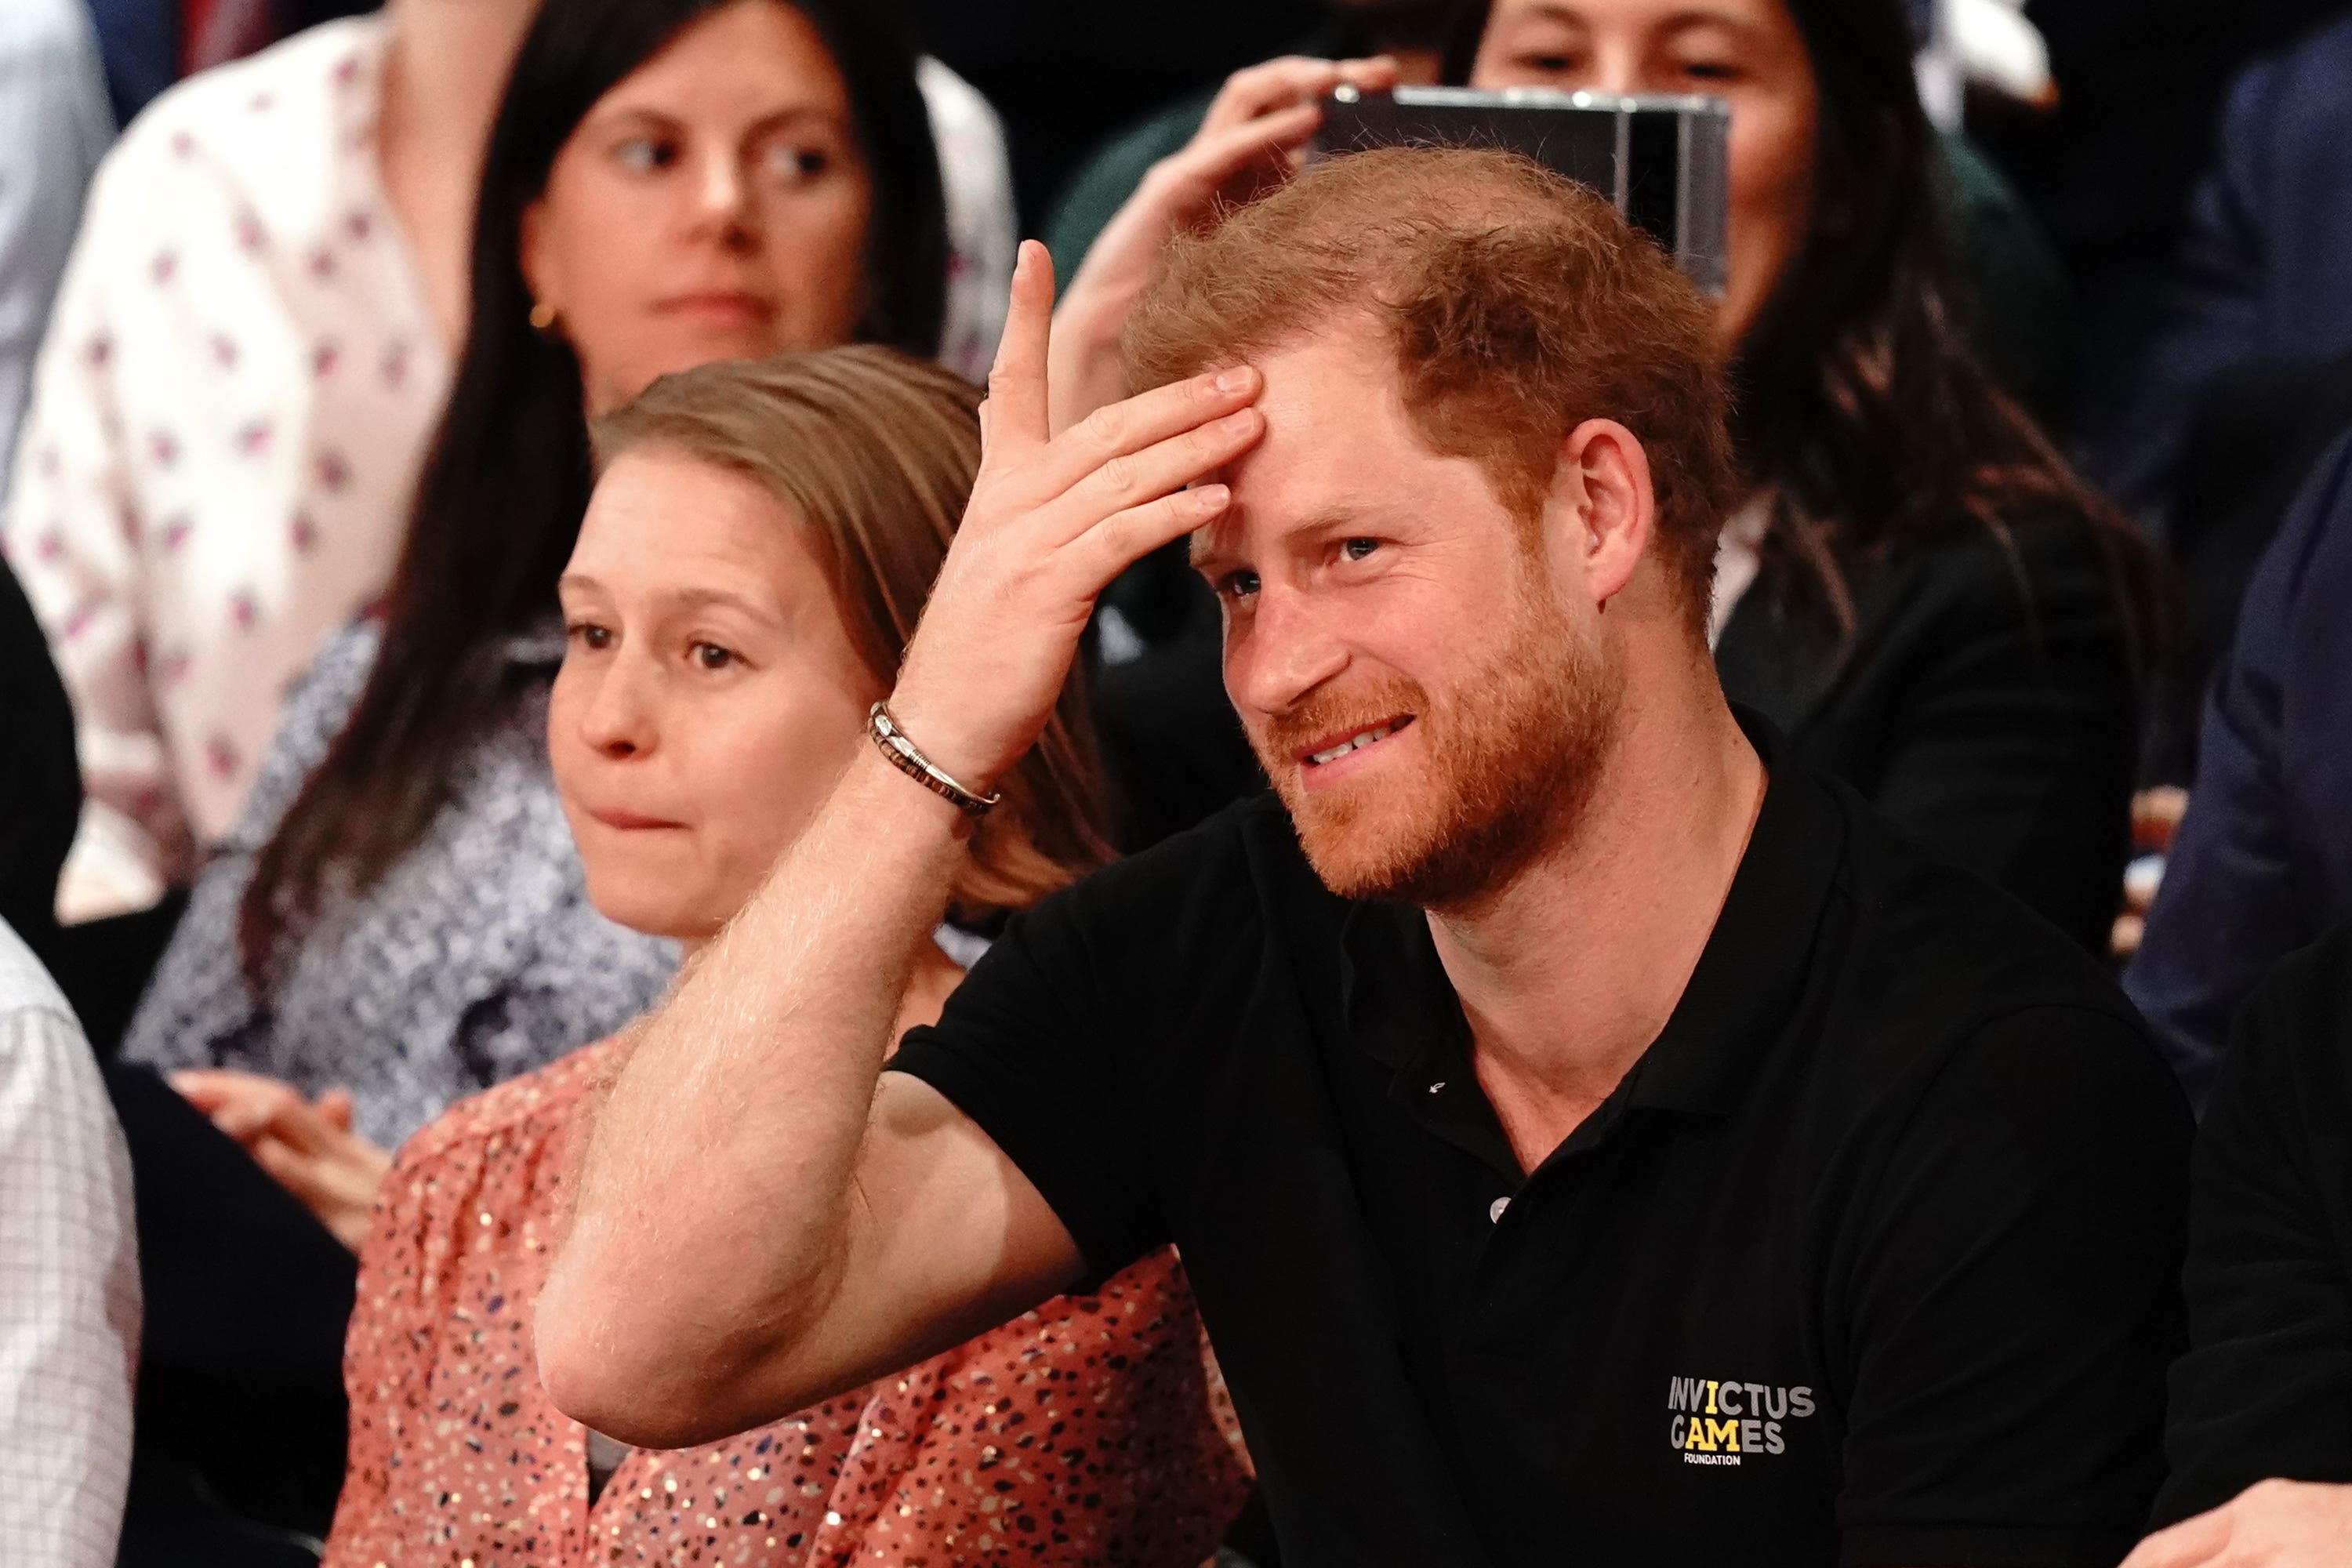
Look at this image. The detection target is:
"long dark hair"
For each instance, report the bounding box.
[240,0,948,981]
[1457,0,2165,644]
[1727,0,2159,641]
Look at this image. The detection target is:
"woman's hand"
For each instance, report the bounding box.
[2121,1480,2352,1567]
[1047,55,1399,434]
[172,1069,393,1252]
[886,238,1266,795]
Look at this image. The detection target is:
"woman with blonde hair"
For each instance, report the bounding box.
[322,344,1245,1566]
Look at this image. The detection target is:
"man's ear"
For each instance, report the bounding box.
[1545,418,1657,608]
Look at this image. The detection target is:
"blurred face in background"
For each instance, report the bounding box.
[521,0,874,415]
[551,446,883,943]
[1470,0,1819,343]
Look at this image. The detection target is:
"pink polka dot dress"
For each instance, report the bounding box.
[323,1036,1251,1567]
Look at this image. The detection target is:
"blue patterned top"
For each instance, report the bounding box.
[119,619,678,1150]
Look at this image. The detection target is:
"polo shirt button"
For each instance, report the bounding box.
[1489,1196,1511,1223]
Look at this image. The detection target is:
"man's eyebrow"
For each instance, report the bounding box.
[1188,502,1250,572]
[1188,507,1368,573]
[1188,534,1232,573]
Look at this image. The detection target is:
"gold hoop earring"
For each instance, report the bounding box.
[528,299,558,332]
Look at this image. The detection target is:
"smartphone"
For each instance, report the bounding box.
[1311,85,1730,296]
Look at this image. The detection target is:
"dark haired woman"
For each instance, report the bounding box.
[5,0,1011,924]
[1058,0,2157,950]
[122,0,960,1245]
[1468,0,2162,951]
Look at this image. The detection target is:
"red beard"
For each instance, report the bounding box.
[1252,582,1621,908]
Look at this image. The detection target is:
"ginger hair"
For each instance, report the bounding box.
[1124,146,1740,634]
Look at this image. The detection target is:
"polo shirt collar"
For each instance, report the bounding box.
[1337,708,1842,1122]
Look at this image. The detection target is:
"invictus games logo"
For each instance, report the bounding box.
[1665,1377,1815,1466]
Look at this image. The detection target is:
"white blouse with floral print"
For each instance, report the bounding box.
[5,18,446,911]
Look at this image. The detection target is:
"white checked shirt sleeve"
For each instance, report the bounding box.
[0,924,139,1568]
[0,0,111,507]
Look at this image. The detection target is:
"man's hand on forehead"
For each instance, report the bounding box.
[885,241,1268,792]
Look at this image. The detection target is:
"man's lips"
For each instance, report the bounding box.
[1295,713,1416,768]
[586,806,686,832]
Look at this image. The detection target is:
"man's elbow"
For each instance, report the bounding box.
[534,1261,769,1450]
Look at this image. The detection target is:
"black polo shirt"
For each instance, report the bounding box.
[890,724,2190,1567]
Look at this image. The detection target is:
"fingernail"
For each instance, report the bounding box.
[1215,365,1254,394]
[1192,484,1231,509]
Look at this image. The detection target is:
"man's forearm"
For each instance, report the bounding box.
[539,242,1266,1441]
[539,746,967,1420]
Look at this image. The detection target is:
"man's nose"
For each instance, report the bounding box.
[1232,587,1349,718]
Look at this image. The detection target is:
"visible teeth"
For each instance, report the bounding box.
[1309,723,1396,766]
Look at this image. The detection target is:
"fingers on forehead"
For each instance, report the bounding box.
[1083,490,1232,580]
[1101,371,1258,452]
[1079,412,1259,512]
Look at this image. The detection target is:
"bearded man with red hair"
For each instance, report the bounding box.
[541,148,2190,1568]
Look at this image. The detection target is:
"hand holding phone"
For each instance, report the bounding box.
[1047,56,1400,436]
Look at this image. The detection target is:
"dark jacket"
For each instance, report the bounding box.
[2083,12,2352,532]
[1716,510,2142,955]
[2127,428,2352,1105]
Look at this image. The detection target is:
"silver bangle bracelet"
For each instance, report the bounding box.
[866,702,1003,817]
